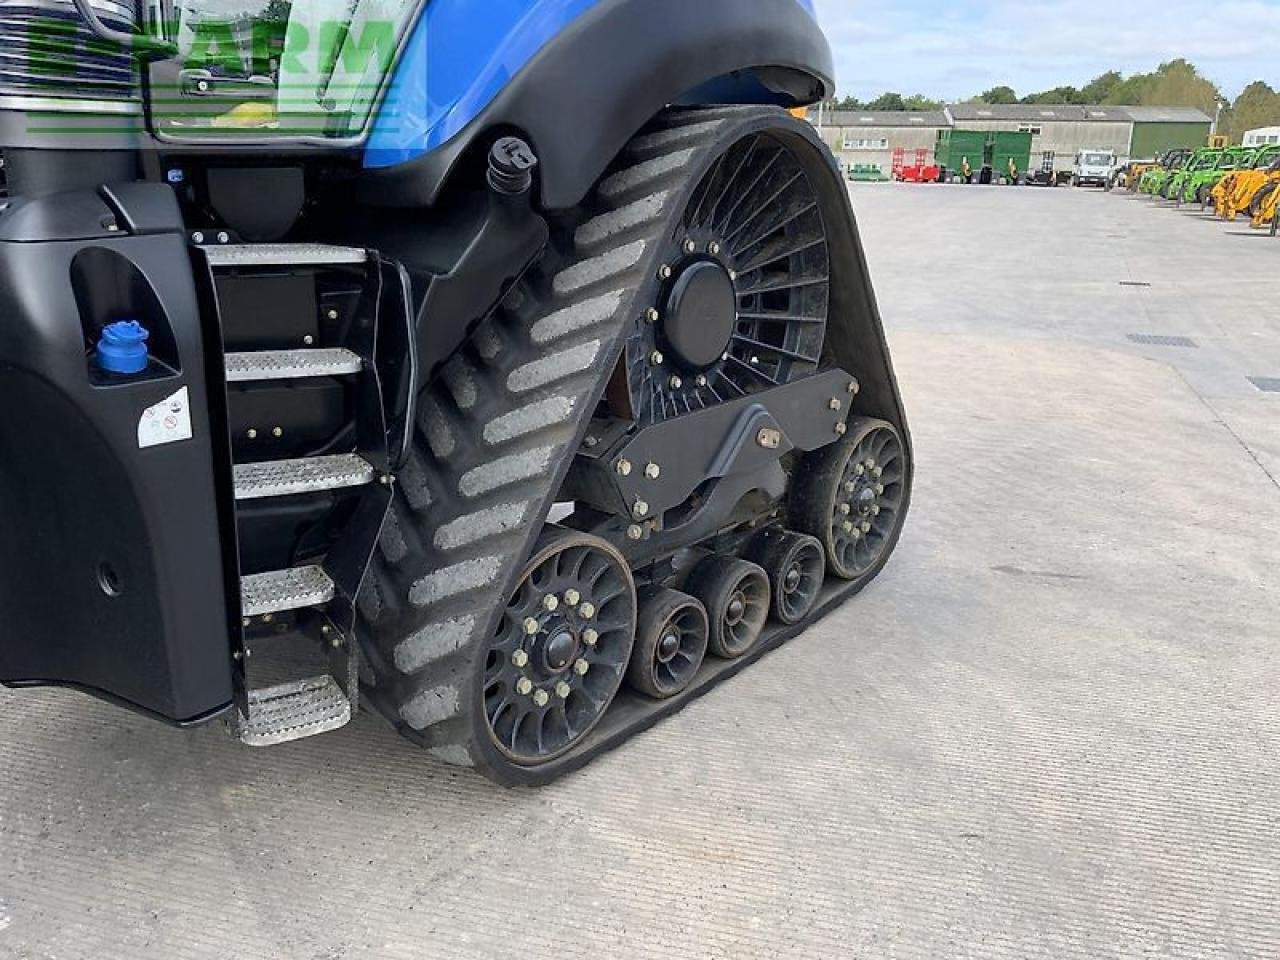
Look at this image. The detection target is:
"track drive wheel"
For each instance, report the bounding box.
[626,588,709,699]
[792,417,909,584]
[747,530,826,625]
[686,556,771,660]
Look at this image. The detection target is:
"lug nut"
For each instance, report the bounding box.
[873,466,884,478]
[327,309,339,321]
[866,458,877,470]
[512,650,530,668]
[516,677,534,696]
[708,241,721,256]
[645,463,661,480]
[565,589,581,607]
[842,521,855,534]
[854,464,866,477]
[861,521,872,533]
[875,483,886,495]
[872,505,882,517]
[669,376,683,390]
[835,422,848,437]
[650,351,665,366]
[633,500,650,519]
[844,481,857,494]
[556,681,572,700]
[583,628,600,647]
[192,232,205,244]
[272,427,284,438]
[695,374,709,388]
[579,603,596,620]
[840,504,852,516]
[848,379,861,395]
[829,398,843,412]
[246,428,258,440]
[524,617,540,636]
[627,525,644,541]
[543,594,560,612]
[646,308,660,324]
[217,232,230,245]
[683,239,697,255]
[533,689,550,708]
[574,659,591,676]
[303,335,315,346]
[616,459,633,477]
[658,264,673,280]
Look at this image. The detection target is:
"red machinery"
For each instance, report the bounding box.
[896,148,939,183]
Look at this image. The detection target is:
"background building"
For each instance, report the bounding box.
[816,111,950,177]
[811,104,1213,177]
[945,104,1133,172]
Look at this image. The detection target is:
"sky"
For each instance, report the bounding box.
[811,0,1280,102]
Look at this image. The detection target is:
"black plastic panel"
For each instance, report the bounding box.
[0,188,234,724]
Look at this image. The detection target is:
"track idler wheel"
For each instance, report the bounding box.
[747,530,826,625]
[483,532,637,765]
[626,588,709,699]
[685,556,770,660]
[792,417,909,583]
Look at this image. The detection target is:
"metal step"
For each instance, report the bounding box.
[235,677,352,747]
[204,243,368,269]
[241,565,336,618]
[234,453,376,501]
[225,348,362,383]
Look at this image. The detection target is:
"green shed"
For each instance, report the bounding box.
[1127,108,1214,159]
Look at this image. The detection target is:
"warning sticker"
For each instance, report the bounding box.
[138,387,194,449]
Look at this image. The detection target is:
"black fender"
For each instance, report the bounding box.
[358,0,833,210]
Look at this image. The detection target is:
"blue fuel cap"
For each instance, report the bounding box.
[96,320,151,375]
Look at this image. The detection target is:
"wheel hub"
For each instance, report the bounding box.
[662,259,737,370]
[784,565,803,593]
[725,593,747,626]
[657,631,682,664]
[541,628,579,674]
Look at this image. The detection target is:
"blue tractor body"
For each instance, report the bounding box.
[0,0,912,786]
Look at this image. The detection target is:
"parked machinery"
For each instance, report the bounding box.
[1174,146,1246,206]
[1139,149,1192,196]
[1216,150,1280,220]
[0,0,913,785]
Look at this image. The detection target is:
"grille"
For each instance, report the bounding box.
[0,0,139,105]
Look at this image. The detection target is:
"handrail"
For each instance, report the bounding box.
[71,0,179,59]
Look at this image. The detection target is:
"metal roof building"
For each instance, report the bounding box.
[812,104,1213,178]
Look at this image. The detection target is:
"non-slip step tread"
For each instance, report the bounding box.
[225,348,362,383]
[204,243,368,268]
[234,453,376,501]
[241,565,335,618]
[236,677,351,747]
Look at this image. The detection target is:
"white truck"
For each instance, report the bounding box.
[1073,149,1116,188]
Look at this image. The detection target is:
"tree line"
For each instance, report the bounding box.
[823,61,1280,142]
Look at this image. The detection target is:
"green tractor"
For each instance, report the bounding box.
[1140,149,1192,196]
[1172,146,1245,205]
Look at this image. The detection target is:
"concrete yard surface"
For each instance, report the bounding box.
[2,184,1279,959]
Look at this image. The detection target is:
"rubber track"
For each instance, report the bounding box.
[357,108,777,779]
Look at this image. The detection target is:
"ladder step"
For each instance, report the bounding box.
[225,348,362,383]
[234,453,376,501]
[241,565,336,618]
[204,243,368,268]
[235,677,352,747]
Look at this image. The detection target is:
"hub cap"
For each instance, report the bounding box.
[663,260,738,370]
